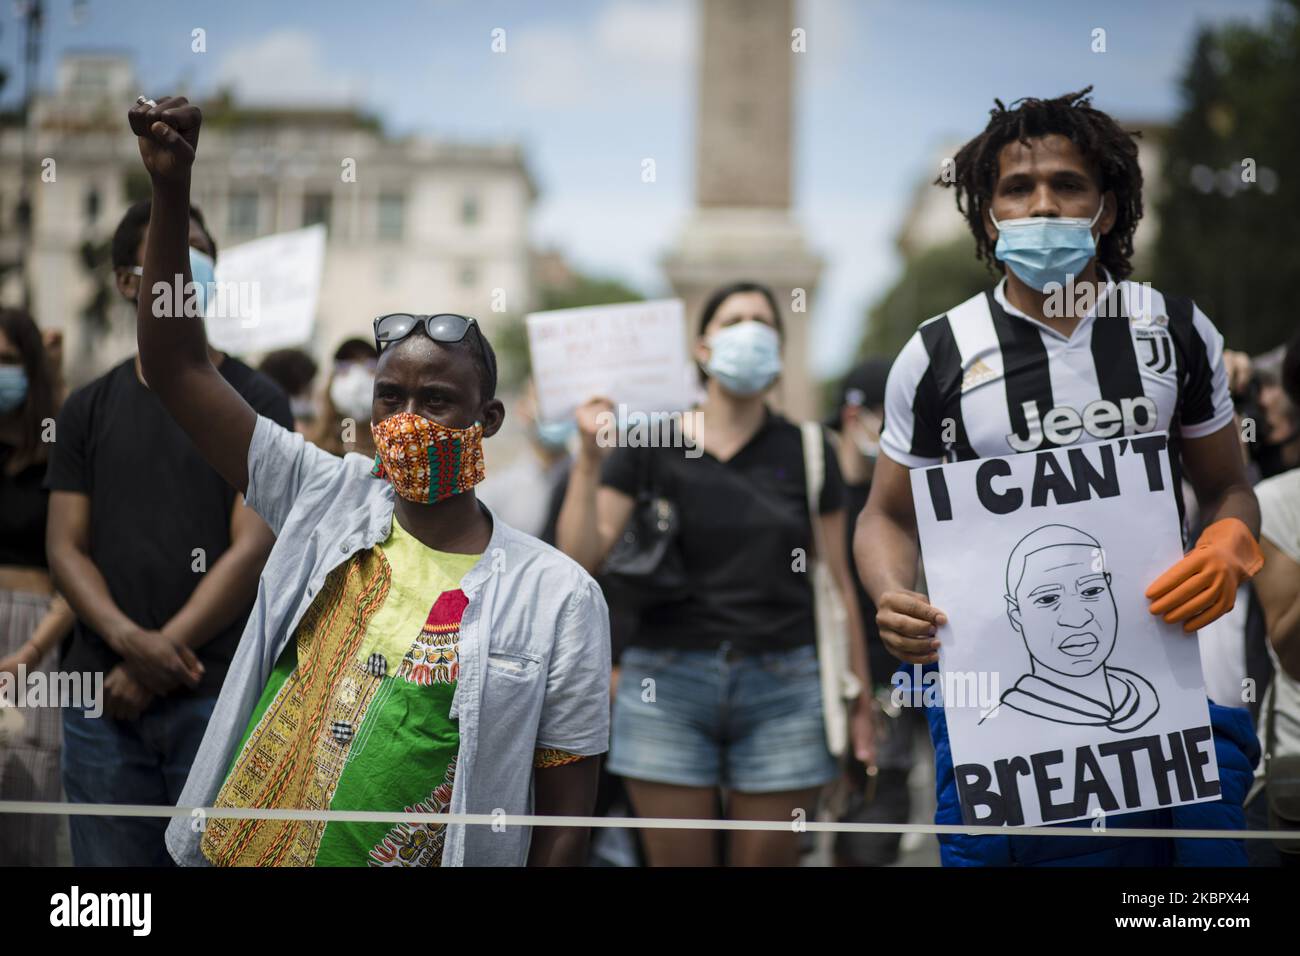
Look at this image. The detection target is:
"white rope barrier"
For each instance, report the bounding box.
[0,799,1291,840]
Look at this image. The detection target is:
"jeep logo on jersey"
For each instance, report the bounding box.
[1005,397,1158,453]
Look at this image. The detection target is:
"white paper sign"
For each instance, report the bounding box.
[909,433,1219,828]
[525,299,692,424]
[203,224,326,355]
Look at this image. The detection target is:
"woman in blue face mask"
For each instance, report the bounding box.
[0,308,76,865]
[556,281,876,867]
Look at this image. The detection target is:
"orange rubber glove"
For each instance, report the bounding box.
[1145,517,1265,633]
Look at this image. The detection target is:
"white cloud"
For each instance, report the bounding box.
[800,0,855,77]
[507,0,693,111]
[214,30,366,106]
[507,25,595,111]
[594,0,692,66]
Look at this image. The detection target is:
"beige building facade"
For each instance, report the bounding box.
[0,54,536,389]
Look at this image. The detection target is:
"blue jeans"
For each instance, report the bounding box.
[61,694,217,866]
[608,642,838,792]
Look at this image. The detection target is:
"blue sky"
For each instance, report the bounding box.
[3,0,1275,378]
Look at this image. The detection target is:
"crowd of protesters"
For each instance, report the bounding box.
[1,87,1298,868]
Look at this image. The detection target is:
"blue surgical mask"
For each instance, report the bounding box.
[990,202,1104,292]
[704,321,782,397]
[535,419,576,452]
[189,247,216,317]
[0,365,29,414]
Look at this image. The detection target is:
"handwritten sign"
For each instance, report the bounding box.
[525,299,693,424]
[910,433,1219,827]
[203,224,326,355]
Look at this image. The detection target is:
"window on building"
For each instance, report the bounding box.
[377,193,404,240]
[70,60,112,94]
[460,194,480,226]
[229,191,259,236]
[303,193,332,230]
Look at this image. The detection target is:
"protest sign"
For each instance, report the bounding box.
[910,433,1219,827]
[525,299,693,425]
[203,223,326,355]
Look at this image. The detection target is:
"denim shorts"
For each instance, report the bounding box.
[607,642,838,793]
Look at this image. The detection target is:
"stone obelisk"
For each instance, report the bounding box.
[663,0,823,420]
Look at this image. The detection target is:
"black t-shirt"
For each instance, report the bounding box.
[44,356,293,697]
[601,409,845,654]
[0,444,49,569]
[539,457,641,665]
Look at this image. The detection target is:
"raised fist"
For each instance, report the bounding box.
[128,95,201,185]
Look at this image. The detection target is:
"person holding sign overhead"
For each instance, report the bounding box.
[856,88,1263,866]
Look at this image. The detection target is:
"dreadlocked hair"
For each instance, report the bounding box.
[939,87,1143,280]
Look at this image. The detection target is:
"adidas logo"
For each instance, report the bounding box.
[962,358,998,392]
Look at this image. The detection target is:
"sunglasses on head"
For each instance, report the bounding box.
[373,313,480,351]
[372,312,497,392]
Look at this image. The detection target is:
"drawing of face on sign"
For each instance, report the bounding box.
[980,524,1159,733]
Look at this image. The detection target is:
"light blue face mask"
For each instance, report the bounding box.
[990,202,1104,292]
[535,419,576,452]
[188,247,216,317]
[704,320,782,397]
[0,365,29,414]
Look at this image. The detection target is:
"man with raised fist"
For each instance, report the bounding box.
[128,96,610,868]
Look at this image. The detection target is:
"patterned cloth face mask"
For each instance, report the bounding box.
[370,411,486,504]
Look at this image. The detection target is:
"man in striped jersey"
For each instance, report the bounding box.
[856,88,1264,865]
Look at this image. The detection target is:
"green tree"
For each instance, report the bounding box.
[1153,0,1300,354]
[537,274,644,312]
[859,237,991,359]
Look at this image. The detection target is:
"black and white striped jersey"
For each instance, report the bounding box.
[881,277,1234,529]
